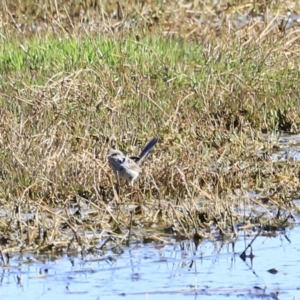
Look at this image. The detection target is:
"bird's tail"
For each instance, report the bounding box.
[138,137,159,163]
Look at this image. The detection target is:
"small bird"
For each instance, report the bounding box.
[108,137,159,186]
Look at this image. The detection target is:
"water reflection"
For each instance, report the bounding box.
[0,227,300,299]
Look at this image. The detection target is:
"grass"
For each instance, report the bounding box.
[0,0,300,255]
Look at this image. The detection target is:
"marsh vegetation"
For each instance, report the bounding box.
[0,0,300,256]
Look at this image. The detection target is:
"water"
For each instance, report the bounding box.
[261,133,300,161]
[0,226,300,300]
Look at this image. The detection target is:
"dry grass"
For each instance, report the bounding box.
[0,0,299,256]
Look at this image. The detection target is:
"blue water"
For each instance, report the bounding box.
[0,227,299,300]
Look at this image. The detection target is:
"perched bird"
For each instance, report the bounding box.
[108,137,159,186]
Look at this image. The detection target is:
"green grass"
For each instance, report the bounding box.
[1,34,299,130]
